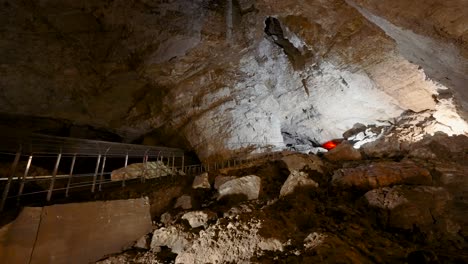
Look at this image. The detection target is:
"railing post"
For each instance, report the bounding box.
[122,153,128,187]
[181,155,185,172]
[91,154,102,193]
[98,154,108,191]
[142,149,149,183]
[47,151,62,201]
[17,154,33,205]
[172,154,175,172]
[65,154,77,197]
[1,148,21,212]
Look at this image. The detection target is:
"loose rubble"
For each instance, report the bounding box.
[96,132,467,264]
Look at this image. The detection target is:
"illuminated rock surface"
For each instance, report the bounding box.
[95,133,467,263]
[0,0,466,160]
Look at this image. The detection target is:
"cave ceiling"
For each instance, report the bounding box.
[0,0,467,160]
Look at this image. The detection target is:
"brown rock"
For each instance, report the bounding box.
[332,161,432,190]
[342,123,367,139]
[360,137,409,158]
[0,207,42,264]
[29,198,151,264]
[279,170,319,197]
[192,172,211,189]
[365,186,456,236]
[324,141,362,161]
[174,195,192,210]
[281,153,323,173]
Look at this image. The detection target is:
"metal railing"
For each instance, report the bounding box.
[0,132,188,211]
[0,132,283,212]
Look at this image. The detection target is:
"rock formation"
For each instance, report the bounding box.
[94,131,468,263]
[1,0,466,161]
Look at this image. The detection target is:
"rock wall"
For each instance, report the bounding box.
[348,0,468,118]
[1,0,467,161]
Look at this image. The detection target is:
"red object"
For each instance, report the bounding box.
[322,140,338,150]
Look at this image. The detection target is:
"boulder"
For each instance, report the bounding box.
[218,175,261,201]
[332,161,431,190]
[409,133,468,163]
[343,123,367,139]
[111,161,174,181]
[2,199,153,264]
[134,234,150,250]
[192,172,211,189]
[360,137,409,158]
[160,212,173,226]
[214,176,237,190]
[181,211,216,228]
[281,153,323,173]
[365,186,455,235]
[324,141,362,161]
[151,226,193,254]
[303,232,327,251]
[279,170,319,197]
[174,195,192,210]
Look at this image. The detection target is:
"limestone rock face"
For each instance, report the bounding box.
[280,170,319,197]
[332,161,432,190]
[348,0,468,117]
[217,175,261,201]
[1,0,467,160]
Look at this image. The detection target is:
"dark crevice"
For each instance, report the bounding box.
[264,17,308,70]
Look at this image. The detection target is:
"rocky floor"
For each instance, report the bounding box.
[94,133,467,264]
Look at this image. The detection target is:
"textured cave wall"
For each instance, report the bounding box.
[347,0,468,118]
[0,0,466,161]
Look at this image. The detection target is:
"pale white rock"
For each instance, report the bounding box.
[175,219,283,264]
[351,127,386,149]
[258,238,284,252]
[111,161,174,181]
[280,170,318,197]
[181,211,209,228]
[134,235,150,250]
[174,195,192,210]
[224,204,254,219]
[304,232,327,251]
[150,226,193,254]
[192,172,210,189]
[350,2,468,113]
[214,176,237,190]
[217,175,261,201]
[160,212,172,227]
